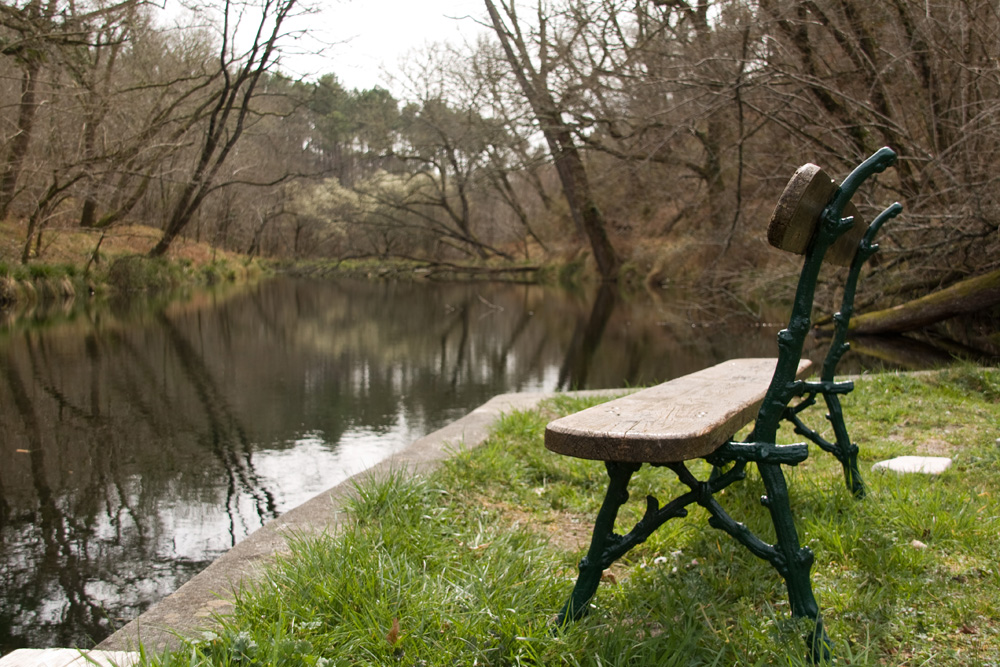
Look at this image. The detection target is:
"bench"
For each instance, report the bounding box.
[544,148,903,662]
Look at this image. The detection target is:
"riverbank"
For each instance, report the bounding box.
[4,218,995,364]
[104,367,1000,665]
[0,221,264,309]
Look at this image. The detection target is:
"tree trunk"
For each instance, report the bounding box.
[78,106,100,227]
[483,0,620,282]
[0,59,41,219]
[844,269,1000,334]
[548,124,620,281]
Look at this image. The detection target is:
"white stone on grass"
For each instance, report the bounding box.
[872,455,952,475]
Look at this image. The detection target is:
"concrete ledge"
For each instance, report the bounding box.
[97,389,621,654]
[0,649,138,666]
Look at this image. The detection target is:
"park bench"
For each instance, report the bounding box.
[544,148,903,661]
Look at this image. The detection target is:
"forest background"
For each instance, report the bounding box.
[2,0,999,329]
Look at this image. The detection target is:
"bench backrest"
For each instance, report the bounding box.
[749,148,903,444]
[767,163,868,267]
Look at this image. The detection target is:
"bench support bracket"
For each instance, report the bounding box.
[557,450,832,663]
[790,200,904,498]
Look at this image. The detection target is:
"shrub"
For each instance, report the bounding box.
[106,255,180,292]
[201,260,239,285]
[28,263,58,279]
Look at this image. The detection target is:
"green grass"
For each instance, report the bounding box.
[144,367,1000,666]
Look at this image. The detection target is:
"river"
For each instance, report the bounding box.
[0,276,915,654]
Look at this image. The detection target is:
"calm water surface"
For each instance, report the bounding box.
[0,277,888,654]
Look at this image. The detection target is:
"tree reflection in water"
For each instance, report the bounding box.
[0,277,863,654]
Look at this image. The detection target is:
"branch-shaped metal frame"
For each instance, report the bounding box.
[785,197,904,497]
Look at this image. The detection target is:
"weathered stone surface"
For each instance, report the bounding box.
[872,455,953,475]
[0,649,139,666]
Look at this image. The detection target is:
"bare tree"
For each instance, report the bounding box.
[0,0,144,219]
[148,0,305,257]
[753,0,1000,291]
[483,0,621,281]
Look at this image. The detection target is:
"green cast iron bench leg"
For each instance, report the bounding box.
[555,454,832,661]
[756,460,830,660]
[556,460,640,625]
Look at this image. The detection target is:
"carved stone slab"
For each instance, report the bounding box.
[767,163,867,267]
[544,358,813,464]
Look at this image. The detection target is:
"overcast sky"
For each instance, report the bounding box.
[282,0,491,94]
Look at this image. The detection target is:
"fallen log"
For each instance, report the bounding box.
[844,268,1000,335]
[847,334,991,369]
